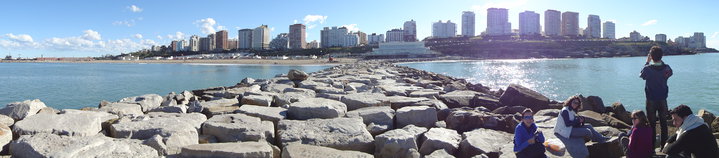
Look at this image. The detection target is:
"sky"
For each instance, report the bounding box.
[1,0,718,58]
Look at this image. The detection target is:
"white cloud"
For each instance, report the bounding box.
[641,20,658,26]
[195,18,218,35]
[112,17,142,27]
[167,32,185,41]
[82,30,102,40]
[303,15,328,29]
[5,33,34,42]
[293,19,299,24]
[270,27,275,32]
[711,32,719,38]
[341,24,360,32]
[216,25,226,31]
[134,34,143,39]
[471,0,528,12]
[128,5,142,13]
[156,35,163,40]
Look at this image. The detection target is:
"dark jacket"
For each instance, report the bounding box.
[663,124,718,158]
[561,108,583,128]
[514,123,545,152]
[640,62,672,101]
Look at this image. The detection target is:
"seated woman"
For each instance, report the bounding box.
[554,95,610,143]
[514,109,547,158]
[619,110,653,158]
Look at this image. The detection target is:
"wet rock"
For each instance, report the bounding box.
[0,99,47,120]
[180,142,279,158]
[10,133,158,157]
[287,98,347,120]
[347,106,395,135]
[419,128,461,155]
[119,94,164,112]
[278,118,374,153]
[396,106,438,128]
[498,84,549,111]
[236,105,287,124]
[202,114,274,143]
[459,128,514,158]
[282,143,373,158]
[341,93,390,111]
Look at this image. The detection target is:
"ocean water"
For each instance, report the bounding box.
[0,63,331,109]
[401,53,719,113]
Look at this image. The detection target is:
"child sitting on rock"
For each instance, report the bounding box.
[514,109,547,158]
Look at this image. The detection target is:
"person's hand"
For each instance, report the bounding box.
[646,53,652,63]
[528,137,536,144]
[579,117,585,123]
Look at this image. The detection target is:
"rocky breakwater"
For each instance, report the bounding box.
[2,61,718,158]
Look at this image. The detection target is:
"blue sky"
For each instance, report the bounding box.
[1,0,717,57]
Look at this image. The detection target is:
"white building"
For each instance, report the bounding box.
[561,12,579,37]
[252,25,270,50]
[269,33,289,50]
[519,11,541,36]
[306,40,319,49]
[587,15,601,38]
[189,35,200,52]
[690,32,706,48]
[386,29,404,42]
[432,20,457,38]
[602,21,615,39]
[238,29,253,49]
[403,20,417,42]
[544,10,561,36]
[368,33,385,45]
[630,30,642,41]
[320,26,349,48]
[367,42,440,58]
[461,11,475,37]
[486,8,511,36]
[655,34,667,43]
[344,33,359,47]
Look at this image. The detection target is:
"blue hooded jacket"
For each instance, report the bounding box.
[514,122,545,152]
[640,62,672,100]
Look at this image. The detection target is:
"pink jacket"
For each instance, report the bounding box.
[627,127,653,158]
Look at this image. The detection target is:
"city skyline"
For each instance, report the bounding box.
[1,0,717,57]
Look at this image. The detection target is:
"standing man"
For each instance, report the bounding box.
[640,46,673,149]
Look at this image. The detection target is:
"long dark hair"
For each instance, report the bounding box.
[563,95,582,111]
[632,110,650,128]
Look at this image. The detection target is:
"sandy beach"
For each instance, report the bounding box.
[0,58,359,65]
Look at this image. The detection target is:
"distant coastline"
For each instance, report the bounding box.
[0,58,358,65]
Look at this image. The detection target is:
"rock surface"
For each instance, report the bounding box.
[396,106,438,128]
[287,98,347,120]
[110,113,207,155]
[236,105,287,124]
[282,143,374,158]
[419,128,461,155]
[498,84,550,111]
[180,142,279,158]
[119,94,164,112]
[202,114,274,143]
[13,112,108,136]
[374,127,423,158]
[0,99,47,120]
[341,93,391,111]
[347,106,395,135]
[10,133,158,158]
[459,128,514,158]
[278,118,375,153]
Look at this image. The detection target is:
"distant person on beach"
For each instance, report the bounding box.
[618,110,653,158]
[640,46,673,149]
[662,105,718,158]
[554,96,611,143]
[514,109,547,158]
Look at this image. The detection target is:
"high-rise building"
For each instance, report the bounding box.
[602,21,615,39]
[368,33,385,45]
[630,30,642,41]
[189,35,200,52]
[306,40,319,49]
[691,32,706,48]
[289,24,306,49]
[486,8,511,36]
[238,29,253,49]
[170,40,178,52]
[432,20,457,38]
[403,20,417,42]
[587,15,601,38]
[269,33,289,50]
[344,33,359,47]
[252,25,270,50]
[544,10,561,36]
[175,40,187,52]
[199,34,215,52]
[227,39,238,50]
[355,31,367,45]
[215,30,228,50]
[386,29,405,42]
[519,11,540,36]
[655,34,667,43]
[561,11,579,37]
[320,26,349,48]
[461,11,476,37]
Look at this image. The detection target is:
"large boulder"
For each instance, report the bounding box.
[0,115,13,127]
[609,102,631,125]
[586,138,623,158]
[282,143,373,158]
[241,95,273,107]
[96,102,144,116]
[288,69,309,81]
[13,112,112,136]
[10,133,158,157]
[347,106,395,135]
[0,99,47,120]
[341,93,391,111]
[236,105,287,124]
[438,90,483,108]
[419,128,461,155]
[580,96,606,113]
[578,111,630,129]
[110,113,207,155]
[374,127,426,158]
[278,118,375,153]
[698,109,716,130]
[202,114,274,143]
[396,106,438,128]
[459,128,514,158]
[498,84,550,111]
[426,149,455,158]
[445,108,518,134]
[386,96,431,109]
[491,106,529,115]
[0,125,11,154]
[180,142,279,158]
[119,94,164,112]
[287,98,347,120]
[409,91,441,99]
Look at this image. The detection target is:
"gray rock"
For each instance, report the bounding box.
[202,114,274,143]
[374,127,423,158]
[263,83,295,93]
[445,108,518,134]
[535,109,561,117]
[0,99,47,120]
[396,106,438,128]
[426,149,456,158]
[13,112,106,136]
[498,84,550,111]
[409,91,441,99]
[459,128,514,158]
[341,93,391,111]
[0,125,11,154]
[282,143,374,158]
[386,96,431,109]
[347,106,395,135]
[315,86,347,94]
[110,113,207,155]
[148,105,187,113]
[439,90,483,108]
[236,105,287,124]
[282,88,317,96]
[273,92,313,107]
[10,133,158,158]
[287,98,347,120]
[180,142,279,158]
[419,128,461,155]
[202,105,240,118]
[0,115,14,127]
[143,134,169,155]
[119,94,164,112]
[288,69,309,81]
[37,107,60,115]
[241,95,273,107]
[97,102,144,116]
[278,118,375,153]
[224,85,261,99]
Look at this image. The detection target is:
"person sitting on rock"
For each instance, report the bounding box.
[514,109,547,158]
[618,110,653,158]
[554,95,610,143]
[662,105,718,158]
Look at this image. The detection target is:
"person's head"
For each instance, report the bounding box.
[631,110,650,128]
[649,46,663,62]
[521,109,534,126]
[563,96,582,111]
[670,104,693,127]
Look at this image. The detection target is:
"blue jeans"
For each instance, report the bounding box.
[570,124,608,143]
